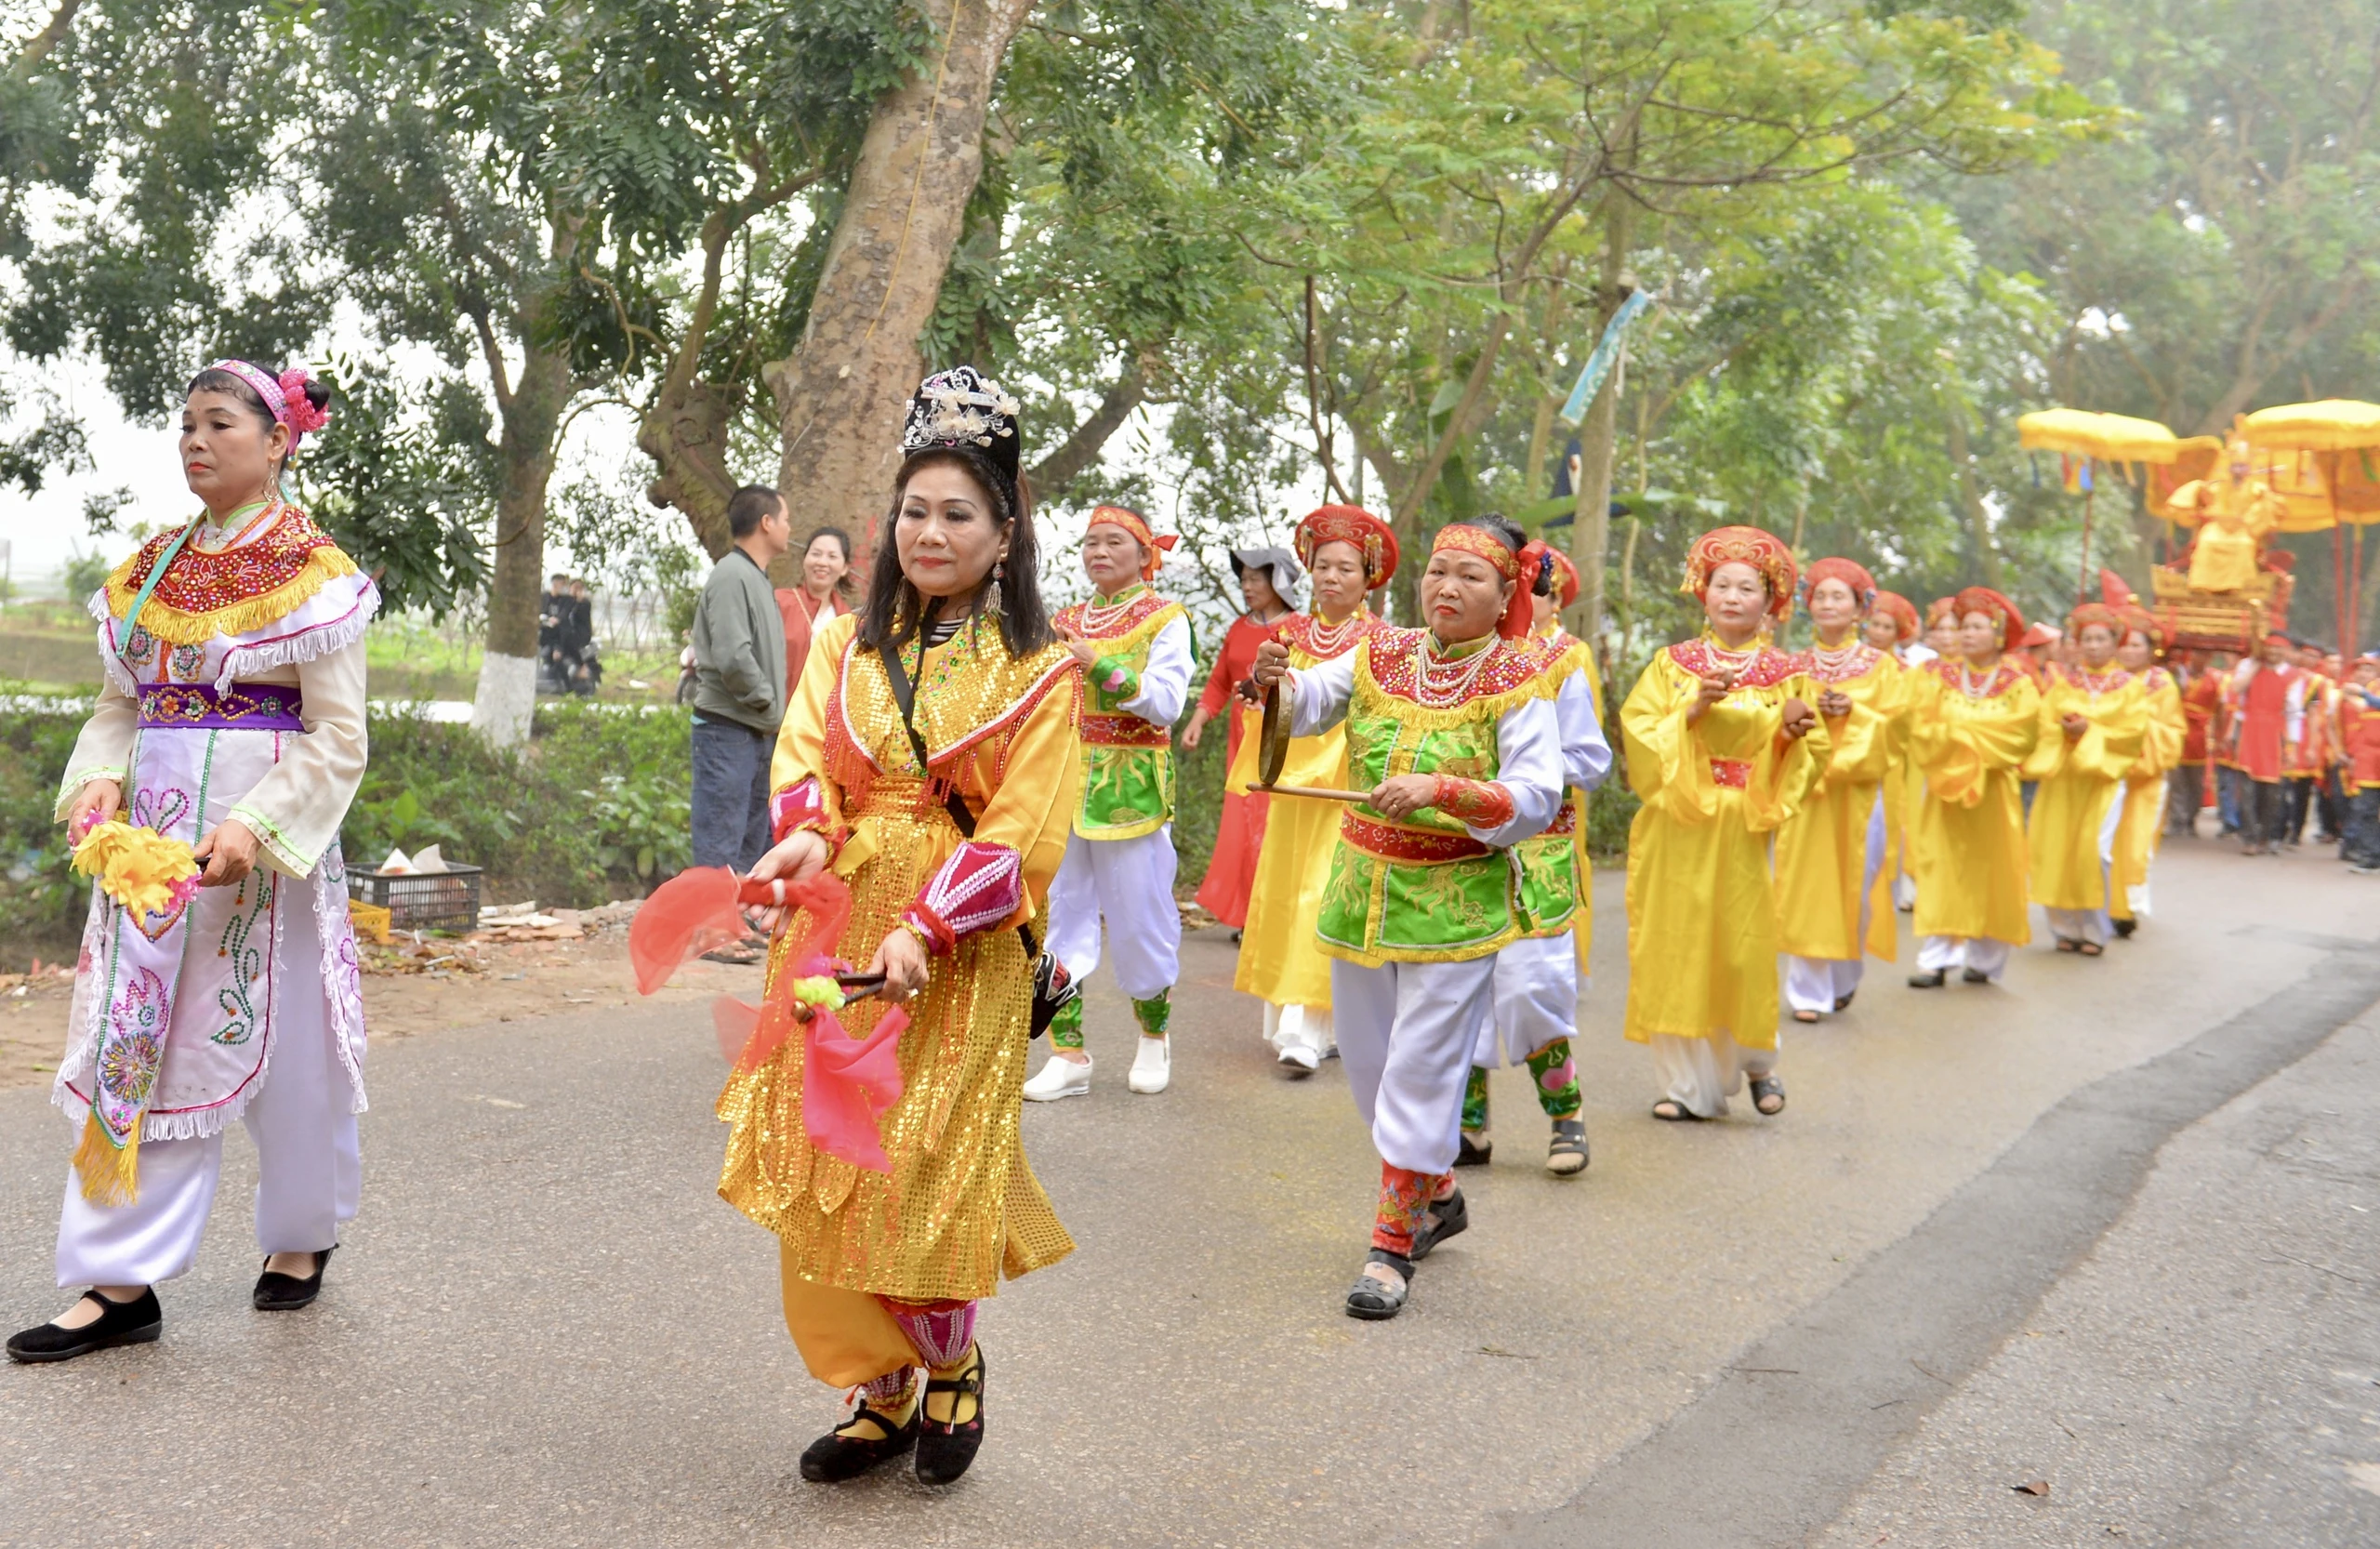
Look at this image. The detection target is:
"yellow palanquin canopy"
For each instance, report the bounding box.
[2016,409,2185,465]
[2242,401,2380,530]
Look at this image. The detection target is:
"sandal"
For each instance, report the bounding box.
[1792,1008,1819,1024]
[1833,991,1856,1012]
[1455,1132,1493,1168]
[1410,1188,1469,1260]
[1650,1099,1705,1122]
[2076,941,2104,957]
[1545,1117,1590,1176]
[2055,938,2080,953]
[800,1391,919,1483]
[1749,1074,1786,1116]
[915,1344,986,1485]
[1344,1250,1411,1320]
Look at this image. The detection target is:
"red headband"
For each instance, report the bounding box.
[1087,504,1178,580]
[1430,524,1546,640]
[1872,590,1921,642]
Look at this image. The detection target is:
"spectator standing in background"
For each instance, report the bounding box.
[775,525,853,701]
[691,486,792,881]
[1186,546,1301,933]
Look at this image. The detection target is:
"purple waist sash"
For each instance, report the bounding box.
[136,682,306,732]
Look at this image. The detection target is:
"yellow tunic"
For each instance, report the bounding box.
[2023,665,2149,912]
[2109,668,2185,923]
[1232,612,1385,1008]
[1621,637,1828,1049]
[719,613,1083,1325]
[1909,660,2040,946]
[1774,642,1903,962]
[1519,622,1605,973]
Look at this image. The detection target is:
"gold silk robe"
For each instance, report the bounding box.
[1232,611,1385,1008]
[2109,668,2186,923]
[1774,642,1904,963]
[720,612,1083,1317]
[1621,637,1829,1050]
[2023,665,2149,912]
[1909,660,2040,946]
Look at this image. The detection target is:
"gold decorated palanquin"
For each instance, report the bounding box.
[720,611,1082,1304]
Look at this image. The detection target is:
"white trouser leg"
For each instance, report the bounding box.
[242,986,361,1257]
[1964,937,2013,979]
[1650,1027,1774,1119]
[1488,934,1578,1066]
[1917,935,1967,973]
[55,1132,223,1289]
[1045,832,1105,986]
[1054,827,1181,1002]
[1332,956,1497,1175]
[1262,1002,1284,1045]
[1782,956,1839,1014]
[2044,907,2109,947]
[1271,1004,1334,1057]
[1831,958,1865,1001]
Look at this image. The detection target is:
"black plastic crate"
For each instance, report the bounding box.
[348,864,484,933]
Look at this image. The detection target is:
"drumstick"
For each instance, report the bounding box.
[1259,783,1373,802]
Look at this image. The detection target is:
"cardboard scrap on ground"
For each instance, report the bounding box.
[475,900,586,943]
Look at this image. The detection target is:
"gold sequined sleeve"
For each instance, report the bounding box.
[956,662,1083,918]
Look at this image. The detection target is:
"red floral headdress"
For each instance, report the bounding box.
[2067,602,2127,638]
[1872,590,1921,642]
[1294,504,1400,589]
[1087,504,1179,580]
[207,359,330,447]
[1954,586,2028,653]
[1544,548,1581,609]
[1801,556,1878,613]
[1681,524,1796,621]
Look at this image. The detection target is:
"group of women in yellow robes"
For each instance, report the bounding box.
[1621,535,2191,1121]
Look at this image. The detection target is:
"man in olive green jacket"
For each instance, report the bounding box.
[691,485,792,872]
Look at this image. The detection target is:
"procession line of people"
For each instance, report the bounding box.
[12,354,2233,1496]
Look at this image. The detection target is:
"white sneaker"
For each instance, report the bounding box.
[1276,1044,1321,1074]
[1128,1035,1170,1094]
[1023,1053,1092,1101]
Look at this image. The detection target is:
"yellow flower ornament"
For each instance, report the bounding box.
[72,818,202,919]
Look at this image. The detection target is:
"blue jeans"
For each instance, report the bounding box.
[691,717,774,873]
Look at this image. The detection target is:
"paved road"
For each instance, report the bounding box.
[1,841,2376,1547]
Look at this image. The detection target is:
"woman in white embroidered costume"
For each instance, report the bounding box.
[725,367,1081,1486]
[8,361,375,1364]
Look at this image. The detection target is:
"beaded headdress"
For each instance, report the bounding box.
[1681,525,1796,620]
[1954,585,2028,653]
[2066,602,2127,638]
[1294,504,1399,589]
[1801,557,1878,613]
[1872,590,1922,643]
[205,359,330,448]
[901,365,1023,491]
[1544,548,1581,609]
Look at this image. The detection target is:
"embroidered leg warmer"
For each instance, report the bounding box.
[1371,1162,1443,1256]
[1130,991,1170,1038]
[886,1300,978,1370]
[1461,1066,1489,1132]
[1526,1039,1581,1120]
[1047,998,1085,1052]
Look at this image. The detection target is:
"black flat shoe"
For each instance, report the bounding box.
[1344,1250,1411,1320]
[1410,1188,1468,1260]
[915,1345,986,1486]
[800,1396,919,1482]
[1833,991,1856,1012]
[7,1288,162,1364]
[1454,1131,1493,1167]
[2111,918,2136,939]
[1962,968,1992,984]
[254,1246,334,1311]
[1908,970,1946,988]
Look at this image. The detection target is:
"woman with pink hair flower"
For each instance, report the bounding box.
[9,361,377,1365]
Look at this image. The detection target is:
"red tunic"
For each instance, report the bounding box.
[1190,612,1280,927]
[2231,663,2301,782]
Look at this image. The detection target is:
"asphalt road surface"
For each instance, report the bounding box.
[3,839,2376,1548]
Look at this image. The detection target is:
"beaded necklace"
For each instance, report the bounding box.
[1305,608,1363,657]
[1958,659,2001,699]
[1809,635,1868,682]
[1078,584,1146,636]
[1416,633,1497,708]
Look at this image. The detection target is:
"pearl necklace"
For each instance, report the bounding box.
[1809,637,1867,682]
[1304,609,1363,657]
[1958,660,2000,699]
[1417,634,1498,708]
[1078,587,1144,637]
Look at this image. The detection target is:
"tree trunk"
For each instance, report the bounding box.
[1946,398,2005,589]
[469,339,576,748]
[641,376,741,560]
[764,0,1034,568]
[1564,200,1633,641]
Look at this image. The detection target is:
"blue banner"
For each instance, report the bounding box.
[1558,288,1657,427]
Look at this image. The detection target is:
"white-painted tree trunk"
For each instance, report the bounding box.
[470,651,537,748]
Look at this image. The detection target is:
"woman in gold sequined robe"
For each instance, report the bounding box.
[722,366,1081,1487]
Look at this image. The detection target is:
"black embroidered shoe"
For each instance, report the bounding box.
[915,1345,987,1486]
[7,1288,162,1364]
[800,1397,919,1483]
[253,1247,334,1311]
